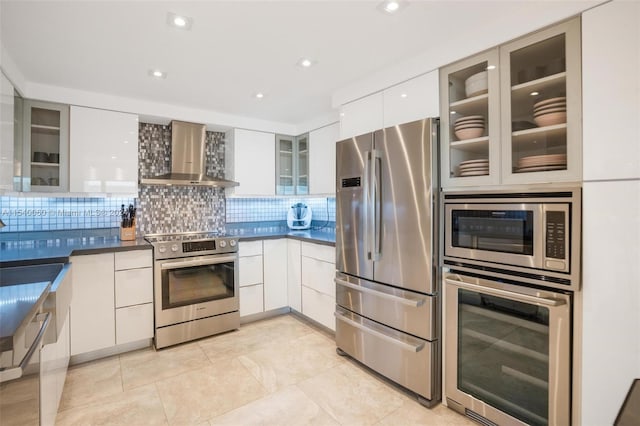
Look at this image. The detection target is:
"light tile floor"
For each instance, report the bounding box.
[56,314,476,425]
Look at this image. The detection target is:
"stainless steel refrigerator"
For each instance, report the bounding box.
[335,117,440,406]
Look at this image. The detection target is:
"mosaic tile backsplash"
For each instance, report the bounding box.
[136,123,226,235]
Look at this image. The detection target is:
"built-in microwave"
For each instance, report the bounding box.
[443,187,581,291]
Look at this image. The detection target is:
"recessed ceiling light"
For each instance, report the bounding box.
[377,0,406,14]
[254,92,265,99]
[297,58,316,68]
[149,69,167,79]
[400,93,408,98]
[167,12,193,30]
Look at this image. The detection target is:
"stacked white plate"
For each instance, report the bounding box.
[457,158,489,177]
[465,71,488,97]
[454,115,485,140]
[515,154,567,173]
[533,97,566,127]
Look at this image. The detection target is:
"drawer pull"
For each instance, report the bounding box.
[335,310,425,353]
[335,277,425,307]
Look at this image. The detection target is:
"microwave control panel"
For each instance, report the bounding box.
[545,210,567,271]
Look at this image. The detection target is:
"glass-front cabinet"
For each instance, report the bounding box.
[501,18,581,184]
[276,133,308,195]
[439,17,581,188]
[22,100,69,192]
[440,50,500,187]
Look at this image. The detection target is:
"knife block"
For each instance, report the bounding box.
[120,220,136,241]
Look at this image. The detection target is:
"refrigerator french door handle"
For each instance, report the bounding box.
[445,276,566,307]
[335,277,426,307]
[364,151,376,260]
[371,149,382,261]
[334,310,425,353]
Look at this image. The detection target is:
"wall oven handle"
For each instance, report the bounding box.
[335,310,425,353]
[335,277,425,307]
[160,255,237,270]
[445,277,566,307]
[0,312,51,383]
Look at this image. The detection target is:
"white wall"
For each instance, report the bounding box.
[580,2,640,425]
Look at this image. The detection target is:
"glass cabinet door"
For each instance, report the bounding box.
[440,49,501,188]
[296,133,308,195]
[276,134,294,195]
[501,18,581,184]
[23,100,69,192]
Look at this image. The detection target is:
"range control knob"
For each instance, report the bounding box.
[158,246,167,253]
[229,240,237,247]
[171,244,179,252]
[219,240,227,248]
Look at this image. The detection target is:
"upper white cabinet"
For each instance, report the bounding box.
[339,92,383,140]
[339,71,439,140]
[69,106,139,194]
[226,128,275,196]
[276,133,308,195]
[440,17,582,188]
[22,100,69,192]
[582,1,640,181]
[500,18,582,185]
[0,72,14,191]
[309,123,339,195]
[383,71,439,128]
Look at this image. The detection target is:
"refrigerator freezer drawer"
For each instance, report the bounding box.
[335,273,437,341]
[335,306,438,402]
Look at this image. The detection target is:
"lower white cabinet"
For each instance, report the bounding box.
[40,309,70,425]
[70,249,153,356]
[240,284,264,317]
[300,242,336,331]
[287,239,302,311]
[263,239,288,310]
[70,253,115,355]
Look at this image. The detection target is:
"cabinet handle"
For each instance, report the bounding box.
[335,277,425,307]
[445,276,566,307]
[335,310,425,353]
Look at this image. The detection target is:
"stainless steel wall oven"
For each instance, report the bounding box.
[146,233,239,349]
[443,188,580,426]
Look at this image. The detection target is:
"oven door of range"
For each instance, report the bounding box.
[154,253,239,327]
[444,272,571,426]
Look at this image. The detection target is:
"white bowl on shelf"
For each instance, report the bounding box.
[465,71,488,97]
[455,127,484,140]
[534,111,567,127]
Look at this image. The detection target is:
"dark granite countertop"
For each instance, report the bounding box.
[0,228,151,267]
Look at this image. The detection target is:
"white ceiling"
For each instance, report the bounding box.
[1,0,601,129]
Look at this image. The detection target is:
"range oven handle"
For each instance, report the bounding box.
[0,312,51,383]
[160,255,238,270]
[335,277,425,307]
[334,310,425,353]
[445,277,566,307]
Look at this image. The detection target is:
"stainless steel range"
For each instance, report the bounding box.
[145,232,239,349]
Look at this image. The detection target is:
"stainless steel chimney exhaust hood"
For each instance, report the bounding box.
[140,120,239,187]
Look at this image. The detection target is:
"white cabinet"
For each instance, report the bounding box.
[238,240,264,317]
[0,72,14,191]
[69,106,139,194]
[70,249,153,355]
[22,100,69,192]
[382,71,439,128]
[309,123,339,195]
[263,239,288,311]
[300,242,336,331]
[226,128,275,196]
[339,92,383,140]
[582,1,640,181]
[287,239,302,311]
[339,71,439,141]
[276,133,309,195]
[70,253,115,355]
[114,250,153,345]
